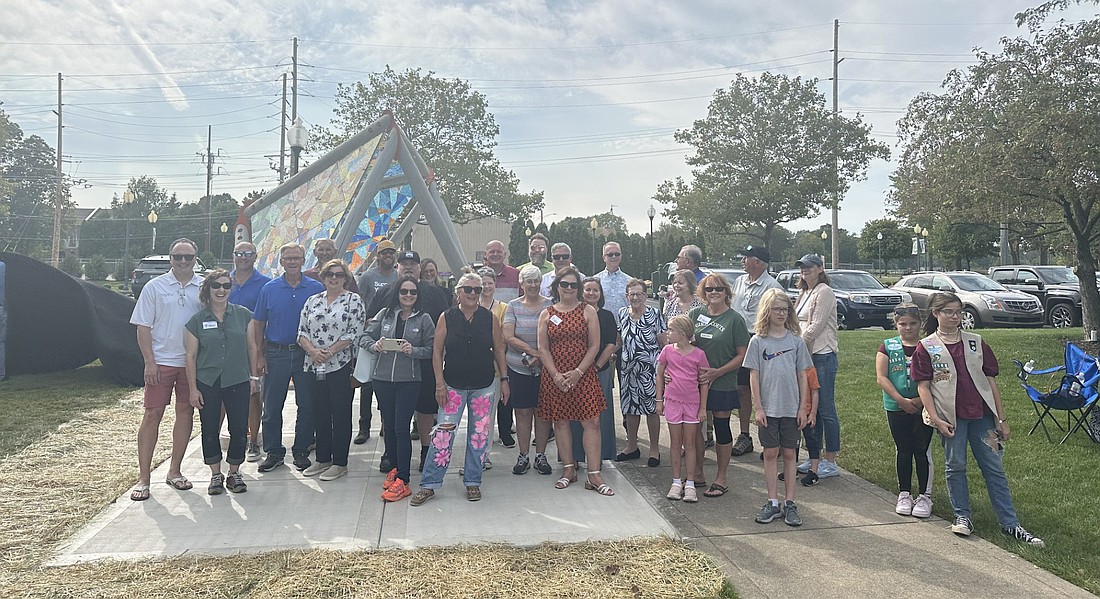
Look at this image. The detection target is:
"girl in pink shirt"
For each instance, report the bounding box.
[656,315,711,503]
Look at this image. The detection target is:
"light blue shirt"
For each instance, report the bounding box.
[595,268,632,318]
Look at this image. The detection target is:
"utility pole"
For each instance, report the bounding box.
[830,18,840,270]
[51,73,63,267]
[279,73,287,183]
[205,125,213,253]
[292,37,299,122]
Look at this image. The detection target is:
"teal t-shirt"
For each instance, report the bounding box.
[687,305,750,392]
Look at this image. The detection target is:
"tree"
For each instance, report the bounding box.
[930,223,998,271]
[85,254,109,280]
[509,218,536,266]
[891,17,1100,335]
[858,219,914,272]
[655,72,889,250]
[313,66,544,223]
[1,124,73,257]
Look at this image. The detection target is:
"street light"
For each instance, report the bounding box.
[820,229,828,260]
[122,190,135,260]
[147,211,158,253]
[877,232,884,274]
[220,222,229,263]
[288,116,308,176]
[647,204,656,276]
[921,228,930,271]
[589,217,599,274]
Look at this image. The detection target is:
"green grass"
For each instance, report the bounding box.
[837,327,1100,594]
[0,362,128,456]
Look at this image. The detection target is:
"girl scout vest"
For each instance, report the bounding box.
[883,336,917,411]
[919,331,996,428]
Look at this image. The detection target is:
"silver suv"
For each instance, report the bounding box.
[892,271,1043,329]
[130,255,208,299]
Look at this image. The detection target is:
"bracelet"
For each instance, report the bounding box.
[500,376,510,382]
[249,376,260,381]
[436,385,446,390]
[998,418,1007,424]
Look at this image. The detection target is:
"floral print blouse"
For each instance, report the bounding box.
[297,290,365,373]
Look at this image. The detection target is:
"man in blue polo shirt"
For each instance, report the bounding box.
[229,240,271,462]
[252,242,324,472]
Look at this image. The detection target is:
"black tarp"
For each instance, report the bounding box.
[1,252,143,386]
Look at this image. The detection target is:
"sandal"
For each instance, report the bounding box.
[165,476,193,491]
[466,486,482,502]
[554,464,577,489]
[702,483,728,498]
[666,482,683,501]
[410,488,435,507]
[130,484,151,501]
[584,470,615,496]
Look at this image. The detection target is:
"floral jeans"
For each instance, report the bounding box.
[420,384,495,489]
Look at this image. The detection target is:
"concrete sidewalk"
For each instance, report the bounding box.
[53,393,1092,598]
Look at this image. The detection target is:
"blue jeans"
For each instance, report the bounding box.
[261,346,314,459]
[572,366,616,461]
[197,379,249,465]
[374,380,419,484]
[310,363,353,467]
[941,414,1020,528]
[804,352,840,457]
[420,384,494,489]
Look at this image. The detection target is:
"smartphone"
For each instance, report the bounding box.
[379,338,404,352]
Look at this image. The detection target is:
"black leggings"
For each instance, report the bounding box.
[886,409,934,495]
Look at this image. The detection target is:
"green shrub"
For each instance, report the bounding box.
[59,254,83,278]
[84,255,109,280]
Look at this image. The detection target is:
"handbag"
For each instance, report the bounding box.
[353,346,376,383]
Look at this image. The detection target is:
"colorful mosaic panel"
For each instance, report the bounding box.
[346,182,413,272]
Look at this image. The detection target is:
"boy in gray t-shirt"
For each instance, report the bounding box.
[743,330,812,419]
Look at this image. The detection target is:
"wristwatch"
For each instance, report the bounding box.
[500,376,510,382]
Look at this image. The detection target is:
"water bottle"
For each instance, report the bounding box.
[315,362,327,381]
[1024,359,1035,374]
[1070,378,1082,396]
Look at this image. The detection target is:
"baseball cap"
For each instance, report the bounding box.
[795,254,824,268]
[737,245,770,263]
[397,250,421,263]
[375,240,396,253]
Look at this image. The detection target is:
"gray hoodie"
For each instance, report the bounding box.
[361,307,436,382]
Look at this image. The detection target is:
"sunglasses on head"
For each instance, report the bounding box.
[399,288,418,296]
[704,286,727,293]
[209,281,232,290]
[170,254,195,261]
[552,254,571,261]
[558,281,580,289]
[894,306,921,317]
[459,286,484,295]
[233,250,255,258]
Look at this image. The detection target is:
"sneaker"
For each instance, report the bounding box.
[245,442,262,462]
[912,494,933,518]
[319,465,348,481]
[895,492,914,516]
[755,501,783,524]
[816,459,840,478]
[226,472,247,493]
[381,478,411,502]
[800,471,820,487]
[383,468,398,490]
[500,432,517,448]
[410,426,420,441]
[683,485,698,503]
[1003,525,1045,548]
[353,430,369,445]
[484,458,493,470]
[667,482,683,500]
[951,516,974,537]
[796,459,812,474]
[292,454,311,471]
[513,453,531,475]
[410,488,435,506]
[207,473,225,495]
[378,455,394,473]
[257,454,284,472]
[533,453,552,475]
[705,438,715,449]
[730,434,754,456]
[302,461,331,477]
[783,501,802,527]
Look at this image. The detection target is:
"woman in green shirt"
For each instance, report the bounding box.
[185,269,259,495]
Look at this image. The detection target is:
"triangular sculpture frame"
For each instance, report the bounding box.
[240,111,466,276]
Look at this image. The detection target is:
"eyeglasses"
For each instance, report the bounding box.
[209,281,233,290]
[379,249,396,255]
[282,255,304,262]
[552,254,571,261]
[459,286,484,295]
[558,281,580,289]
[170,254,195,261]
[938,309,962,317]
[627,292,645,297]
[605,252,621,258]
[323,271,346,279]
[770,307,790,313]
[399,288,419,296]
[704,286,727,293]
[233,250,255,258]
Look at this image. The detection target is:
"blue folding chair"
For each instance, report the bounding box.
[1014,342,1100,444]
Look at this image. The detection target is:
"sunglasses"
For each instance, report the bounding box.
[233,250,255,258]
[323,271,347,279]
[604,252,621,258]
[894,306,921,317]
[282,255,304,262]
[552,254,571,261]
[209,281,233,290]
[704,286,727,293]
[558,281,580,289]
[459,286,484,295]
[399,288,419,296]
[170,254,195,261]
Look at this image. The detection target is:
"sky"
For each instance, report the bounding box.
[2,1,1096,239]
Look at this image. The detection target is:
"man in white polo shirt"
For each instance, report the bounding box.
[128,238,204,501]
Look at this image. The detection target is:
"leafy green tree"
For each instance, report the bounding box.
[656,72,889,251]
[509,218,536,266]
[1,124,73,257]
[59,253,82,278]
[891,17,1100,334]
[858,219,914,272]
[931,223,998,271]
[313,66,544,223]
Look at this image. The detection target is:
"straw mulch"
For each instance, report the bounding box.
[0,393,728,598]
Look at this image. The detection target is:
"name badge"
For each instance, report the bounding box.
[697,315,712,325]
[202,321,218,330]
[699,332,713,339]
[549,315,563,326]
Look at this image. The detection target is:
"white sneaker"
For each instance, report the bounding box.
[319,465,348,481]
[245,442,262,463]
[817,459,840,478]
[912,493,933,518]
[302,461,331,477]
[895,491,914,516]
[796,459,812,474]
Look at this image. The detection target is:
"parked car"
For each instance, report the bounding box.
[988,265,1081,328]
[130,254,208,299]
[775,269,911,330]
[892,271,1043,329]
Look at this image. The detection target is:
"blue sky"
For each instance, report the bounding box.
[2,1,1095,238]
